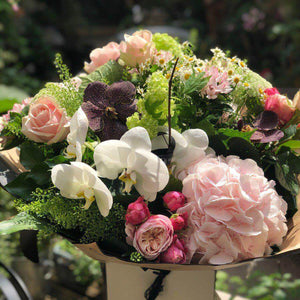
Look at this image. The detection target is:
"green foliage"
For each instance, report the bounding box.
[130,251,144,263]
[183,72,209,95]
[216,270,300,300]
[0,212,46,235]
[79,60,124,93]
[1,111,24,138]
[16,187,126,244]
[153,33,183,57]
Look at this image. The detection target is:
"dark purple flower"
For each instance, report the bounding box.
[81,81,137,140]
[250,111,284,143]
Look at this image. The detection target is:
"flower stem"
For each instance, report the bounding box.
[84,142,95,152]
[168,57,179,146]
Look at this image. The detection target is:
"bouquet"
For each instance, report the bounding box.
[0,30,299,267]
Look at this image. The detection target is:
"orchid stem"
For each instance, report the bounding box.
[168,57,179,147]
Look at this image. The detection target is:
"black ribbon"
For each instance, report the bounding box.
[144,270,171,300]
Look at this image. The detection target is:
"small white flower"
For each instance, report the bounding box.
[94,127,169,201]
[65,107,89,161]
[51,162,113,217]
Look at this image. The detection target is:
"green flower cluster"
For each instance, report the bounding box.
[127,71,175,139]
[16,188,126,244]
[153,33,183,57]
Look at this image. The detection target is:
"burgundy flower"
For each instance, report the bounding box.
[81,81,137,140]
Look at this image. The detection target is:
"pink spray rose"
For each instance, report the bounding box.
[177,155,287,265]
[264,87,279,96]
[170,214,186,231]
[125,197,150,225]
[119,30,155,67]
[264,93,295,125]
[133,215,174,260]
[163,191,186,212]
[22,96,70,144]
[84,42,120,74]
[160,236,186,264]
[2,97,32,124]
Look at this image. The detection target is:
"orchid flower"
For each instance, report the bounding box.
[152,128,210,179]
[65,107,89,162]
[51,162,113,217]
[94,127,169,201]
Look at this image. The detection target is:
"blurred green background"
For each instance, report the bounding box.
[1,0,300,98]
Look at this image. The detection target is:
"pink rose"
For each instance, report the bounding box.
[119,30,155,67]
[160,236,186,264]
[163,191,186,212]
[265,93,295,124]
[2,97,32,124]
[133,215,174,260]
[170,214,186,231]
[125,197,150,225]
[177,155,287,264]
[84,42,120,74]
[125,222,136,246]
[264,87,279,96]
[22,96,70,144]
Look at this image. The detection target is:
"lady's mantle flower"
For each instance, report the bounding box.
[65,107,89,161]
[51,162,113,217]
[94,127,169,201]
[82,81,137,141]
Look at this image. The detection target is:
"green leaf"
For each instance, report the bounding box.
[275,163,299,196]
[228,137,260,161]
[278,140,300,150]
[247,286,269,298]
[20,142,45,169]
[183,73,209,95]
[0,212,44,235]
[0,99,18,113]
[196,119,216,136]
[283,125,297,139]
[273,289,286,300]
[218,128,254,142]
[79,60,124,93]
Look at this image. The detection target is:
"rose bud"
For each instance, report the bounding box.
[125,197,150,225]
[163,191,186,212]
[160,236,186,264]
[264,87,279,96]
[170,214,186,231]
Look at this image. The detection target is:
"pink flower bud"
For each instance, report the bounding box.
[125,197,150,225]
[160,236,186,264]
[163,191,186,212]
[170,214,186,231]
[264,87,279,96]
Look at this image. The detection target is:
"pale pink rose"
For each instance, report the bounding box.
[133,215,174,260]
[84,42,120,74]
[201,66,232,99]
[2,97,32,124]
[22,96,70,144]
[119,30,155,67]
[177,155,287,265]
[265,93,295,125]
[125,222,136,246]
[160,236,186,264]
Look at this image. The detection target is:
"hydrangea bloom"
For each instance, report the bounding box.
[177,156,288,265]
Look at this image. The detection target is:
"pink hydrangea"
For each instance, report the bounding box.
[177,155,288,265]
[201,66,232,99]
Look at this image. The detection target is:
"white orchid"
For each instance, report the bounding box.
[65,107,89,161]
[51,162,113,217]
[94,127,169,201]
[152,128,210,179]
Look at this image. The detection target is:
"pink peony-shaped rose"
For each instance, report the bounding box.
[177,155,288,265]
[125,197,150,225]
[22,96,70,144]
[84,42,120,74]
[163,191,186,212]
[264,93,295,125]
[133,215,174,260]
[119,30,155,67]
[160,236,186,264]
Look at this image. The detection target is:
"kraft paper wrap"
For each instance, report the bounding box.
[1,148,299,271]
